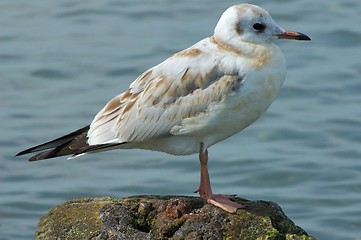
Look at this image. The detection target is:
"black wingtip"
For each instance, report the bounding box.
[15,125,90,160]
[15,146,61,161]
[16,148,36,157]
[16,125,128,161]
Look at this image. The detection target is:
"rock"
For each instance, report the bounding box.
[35,196,316,240]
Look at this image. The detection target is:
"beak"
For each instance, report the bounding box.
[277,30,311,41]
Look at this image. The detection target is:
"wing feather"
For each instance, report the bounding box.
[88,40,243,145]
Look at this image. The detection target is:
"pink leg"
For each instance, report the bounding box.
[195,143,242,213]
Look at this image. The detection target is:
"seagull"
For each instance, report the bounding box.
[16,4,310,213]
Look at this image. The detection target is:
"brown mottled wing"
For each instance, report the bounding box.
[87,46,241,144]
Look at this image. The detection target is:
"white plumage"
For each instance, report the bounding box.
[87,4,290,156]
[17,3,310,213]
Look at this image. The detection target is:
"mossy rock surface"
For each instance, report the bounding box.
[36,196,316,240]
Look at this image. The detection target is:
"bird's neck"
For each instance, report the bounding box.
[210,36,271,60]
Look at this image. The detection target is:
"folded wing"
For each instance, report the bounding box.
[88,45,242,145]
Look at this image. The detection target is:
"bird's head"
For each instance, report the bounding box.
[214,4,310,46]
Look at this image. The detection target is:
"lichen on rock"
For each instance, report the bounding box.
[35,196,316,240]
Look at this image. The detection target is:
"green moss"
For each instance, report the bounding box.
[222,207,309,240]
[36,198,110,240]
[149,216,156,227]
[222,211,273,239]
[132,214,153,233]
[285,234,317,240]
[261,228,284,240]
[223,230,234,240]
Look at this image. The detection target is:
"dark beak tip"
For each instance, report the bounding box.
[277,30,311,41]
[289,31,311,41]
[300,32,311,41]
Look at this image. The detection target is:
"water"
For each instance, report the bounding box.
[1,0,361,239]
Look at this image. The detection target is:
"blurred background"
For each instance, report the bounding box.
[1,0,361,239]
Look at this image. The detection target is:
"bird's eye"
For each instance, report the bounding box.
[253,23,265,32]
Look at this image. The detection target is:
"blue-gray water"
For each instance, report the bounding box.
[1,0,361,239]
